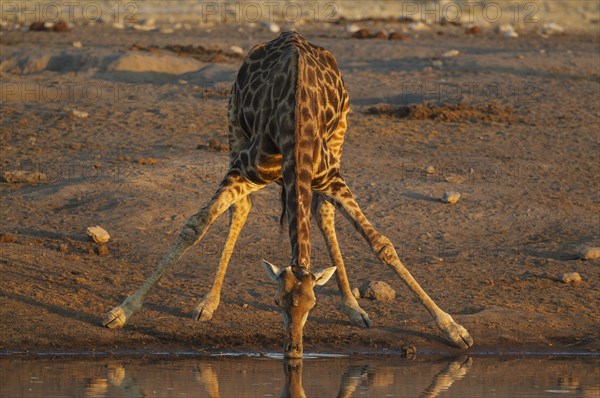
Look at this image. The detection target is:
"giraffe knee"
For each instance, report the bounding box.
[375,238,398,265]
[180,226,199,244]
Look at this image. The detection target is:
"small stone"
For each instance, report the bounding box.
[504,30,519,38]
[442,191,460,204]
[262,21,280,33]
[432,60,443,67]
[242,303,249,309]
[579,247,600,260]
[86,226,110,243]
[178,79,188,85]
[112,22,125,30]
[345,24,360,33]
[352,28,370,39]
[372,31,386,39]
[388,32,405,41]
[542,22,564,35]
[58,243,68,253]
[71,109,89,118]
[160,28,174,34]
[352,287,360,299]
[72,41,82,48]
[52,20,71,32]
[465,25,481,34]
[135,158,161,165]
[496,24,514,34]
[229,45,244,55]
[561,272,582,284]
[360,280,396,301]
[96,245,109,256]
[442,49,460,58]
[408,21,430,31]
[425,165,436,174]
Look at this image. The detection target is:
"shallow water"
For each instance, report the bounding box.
[1,354,598,397]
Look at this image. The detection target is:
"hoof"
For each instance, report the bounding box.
[343,303,372,328]
[439,319,473,349]
[102,306,127,329]
[192,307,213,322]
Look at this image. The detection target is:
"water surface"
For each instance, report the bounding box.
[1,354,598,397]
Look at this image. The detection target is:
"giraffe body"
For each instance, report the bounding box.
[102,32,473,357]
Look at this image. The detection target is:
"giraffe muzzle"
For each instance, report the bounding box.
[283,340,303,358]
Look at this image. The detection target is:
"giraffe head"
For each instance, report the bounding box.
[263,260,336,358]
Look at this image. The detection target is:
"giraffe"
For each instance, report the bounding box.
[102,31,473,358]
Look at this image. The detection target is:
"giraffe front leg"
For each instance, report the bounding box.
[317,175,473,349]
[102,173,264,329]
[313,195,371,328]
[193,196,252,321]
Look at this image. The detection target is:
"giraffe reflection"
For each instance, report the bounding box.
[192,357,473,398]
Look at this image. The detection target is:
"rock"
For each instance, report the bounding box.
[542,23,564,35]
[388,32,405,41]
[71,109,89,118]
[112,22,125,30]
[133,24,156,32]
[561,272,582,284]
[352,28,370,39]
[96,245,109,256]
[442,49,460,58]
[345,24,360,33]
[53,21,71,32]
[1,171,48,184]
[86,226,110,243]
[408,21,430,31]
[262,21,280,33]
[135,158,161,165]
[72,41,82,48]
[465,25,482,34]
[360,281,396,301]
[242,303,249,309]
[579,247,600,260]
[229,45,244,55]
[432,60,443,67]
[160,28,174,34]
[58,243,69,253]
[425,165,436,174]
[352,287,360,299]
[373,31,387,39]
[442,191,460,204]
[497,24,518,38]
[504,30,519,38]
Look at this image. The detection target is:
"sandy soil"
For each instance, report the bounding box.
[0,13,599,356]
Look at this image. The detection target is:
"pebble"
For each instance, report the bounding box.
[112,22,125,30]
[465,25,482,34]
[242,303,249,309]
[561,272,582,284]
[262,21,280,33]
[96,245,109,256]
[408,21,430,31]
[425,165,436,174]
[432,60,443,67]
[579,247,600,260]
[504,30,519,38]
[497,24,518,38]
[373,31,387,39]
[388,32,404,41]
[360,280,396,301]
[442,49,460,58]
[345,24,361,33]
[352,28,370,39]
[58,243,68,253]
[352,287,360,299]
[542,23,564,35]
[72,41,82,48]
[87,226,110,243]
[229,45,244,55]
[442,191,461,204]
[71,109,89,118]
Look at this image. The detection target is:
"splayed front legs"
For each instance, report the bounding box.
[102,173,264,329]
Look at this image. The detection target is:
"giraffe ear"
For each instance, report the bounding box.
[313,267,337,286]
[262,260,285,282]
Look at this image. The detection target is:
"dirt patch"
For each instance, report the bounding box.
[131,43,243,63]
[366,103,515,123]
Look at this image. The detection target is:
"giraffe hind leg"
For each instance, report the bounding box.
[313,194,371,327]
[192,195,252,321]
[102,172,264,329]
[316,175,473,349]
